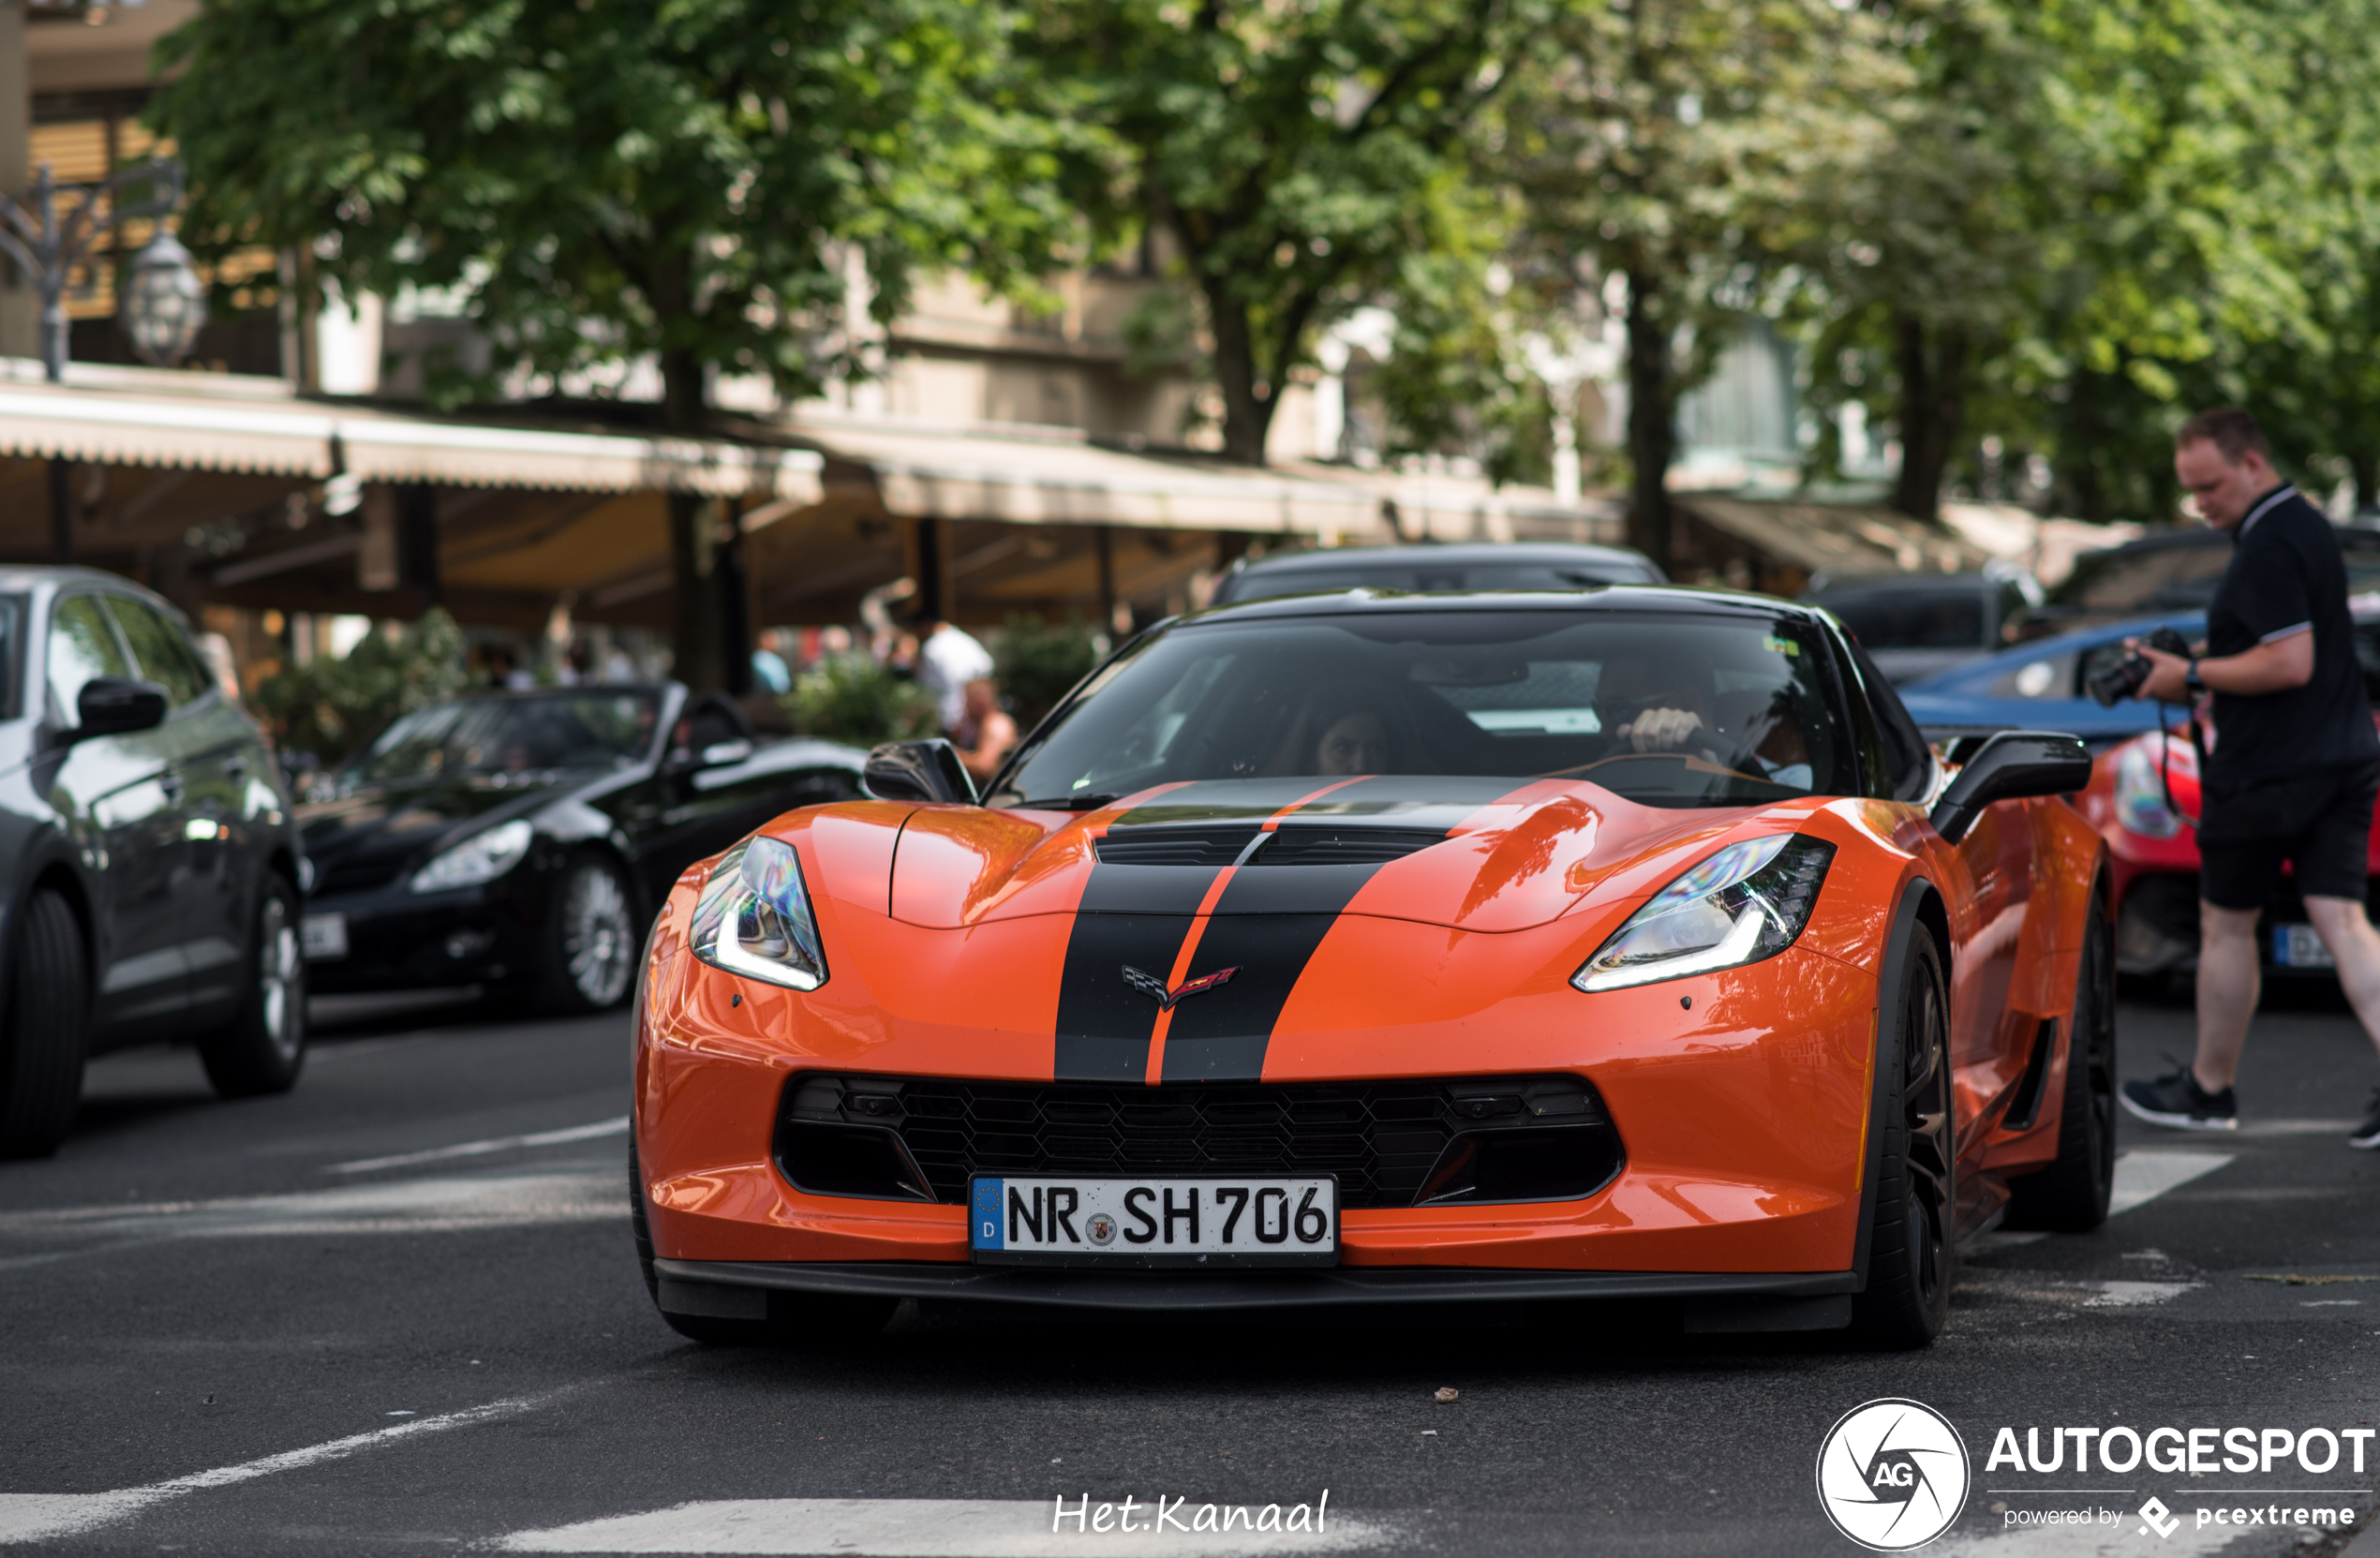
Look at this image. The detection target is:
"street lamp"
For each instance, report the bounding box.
[0,157,196,383]
[0,158,199,561]
[119,229,209,367]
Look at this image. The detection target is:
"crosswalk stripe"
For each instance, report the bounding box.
[494,1498,1391,1556]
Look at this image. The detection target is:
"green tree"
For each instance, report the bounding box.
[992,613,1098,731]
[151,0,1083,686]
[1504,0,1903,557]
[1034,0,1538,465]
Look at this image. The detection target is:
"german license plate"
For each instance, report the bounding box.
[969,1176,1338,1268]
[2274,924,2334,968]
[302,913,349,961]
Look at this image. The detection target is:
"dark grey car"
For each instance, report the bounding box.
[0,569,308,1158]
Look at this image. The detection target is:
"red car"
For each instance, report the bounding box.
[2076,721,2380,980]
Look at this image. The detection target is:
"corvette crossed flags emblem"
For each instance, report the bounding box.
[1121,964,1240,1010]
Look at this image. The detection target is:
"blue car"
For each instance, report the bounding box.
[1895,611,2206,747]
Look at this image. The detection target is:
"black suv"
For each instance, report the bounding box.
[0,570,307,1158]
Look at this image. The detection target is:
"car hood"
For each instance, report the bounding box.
[828,776,1822,934]
[299,775,568,891]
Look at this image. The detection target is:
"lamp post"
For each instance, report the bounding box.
[0,158,203,560]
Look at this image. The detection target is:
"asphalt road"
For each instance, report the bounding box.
[6,985,2380,1558]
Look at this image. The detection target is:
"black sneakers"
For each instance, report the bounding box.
[2120,1065,2239,1133]
[2352,1090,2380,1150]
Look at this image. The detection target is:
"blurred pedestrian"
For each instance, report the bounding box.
[751,629,792,694]
[914,611,994,734]
[2119,408,2380,1147]
[951,676,1018,787]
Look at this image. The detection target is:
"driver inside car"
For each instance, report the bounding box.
[1602,663,1815,791]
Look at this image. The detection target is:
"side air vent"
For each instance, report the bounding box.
[1256,827,1446,867]
[1093,827,1262,867]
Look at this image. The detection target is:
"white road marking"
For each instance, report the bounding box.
[2106,1150,2233,1215]
[1970,1152,2234,1255]
[0,1169,618,1246]
[493,1499,1391,1556]
[0,1396,552,1545]
[329,1116,629,1174]
[2080,1281,2198,1308]
[1937,1521,2246,1556]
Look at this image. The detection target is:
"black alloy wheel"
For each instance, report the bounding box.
[199,874,308,1098]
[1851,931,1955,1348]
[630,1144,896,1346]
[2007,879,2118,1230]
[0,888,87,1159]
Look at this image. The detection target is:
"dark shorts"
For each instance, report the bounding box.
[2198,758,2380,910]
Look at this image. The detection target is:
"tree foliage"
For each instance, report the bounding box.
[1033,0,1540,464]
[255,608,470,766]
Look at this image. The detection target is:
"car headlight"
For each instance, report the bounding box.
[689,836,826,991]
[408,818,535,893]
[2113,743,2181,838]
[1572,835,1836,992]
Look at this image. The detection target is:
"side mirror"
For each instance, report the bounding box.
[862,739,976,805]
[1928,730,2092,844]
[73,676,168,741]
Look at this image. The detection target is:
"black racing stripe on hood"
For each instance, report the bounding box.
[1157,913,1343,1082]
[1052,913,1196,1081]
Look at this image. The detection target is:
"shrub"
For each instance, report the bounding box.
[255,608,469,766]
[784,654,940,746]
[995,614,1100,731]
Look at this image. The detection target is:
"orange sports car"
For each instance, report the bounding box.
[631,588,2107,1349]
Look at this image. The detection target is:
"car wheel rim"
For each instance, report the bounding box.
[259,895,303,1061]
[1903,971,1953,1308]
[564,866,634,1005]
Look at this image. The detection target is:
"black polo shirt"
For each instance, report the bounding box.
[2204,483,2377,790]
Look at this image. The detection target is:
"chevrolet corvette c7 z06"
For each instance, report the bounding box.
[631,586,2108,1349]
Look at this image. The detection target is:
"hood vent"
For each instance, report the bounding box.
[1093,824,1445,868]
[1257,827,1446,867]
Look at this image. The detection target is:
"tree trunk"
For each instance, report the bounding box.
[1203,275,1275,465]
[1892,312,1969,522]
[659,336,728,695]
[1622,269,1675,569]
[2352,447,2377,516]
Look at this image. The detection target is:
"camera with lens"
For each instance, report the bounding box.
[2086,625,2195,707]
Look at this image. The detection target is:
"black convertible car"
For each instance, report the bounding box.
[298,687,865,1010]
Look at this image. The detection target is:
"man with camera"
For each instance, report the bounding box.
[2118,408,2380,1146]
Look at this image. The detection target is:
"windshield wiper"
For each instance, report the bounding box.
[1014,793,1121,810]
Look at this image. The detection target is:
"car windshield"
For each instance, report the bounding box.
[1227,562,1651,602]
[988,609,1856,809]
[341,692,662,787]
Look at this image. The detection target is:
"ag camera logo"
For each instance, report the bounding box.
[1816,1398,1971,1551]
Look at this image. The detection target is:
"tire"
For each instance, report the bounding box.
[630,1144,896,1345]
[199,874,307,1099]
[538,854,638,1014]
[2007,879,2118,1231]
[1850,930,1955,1349]
[0,889,87,1160]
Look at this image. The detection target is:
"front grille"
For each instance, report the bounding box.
[315,857,409,896]
[774,1074,1625,1209]
[1092,825,1445,868]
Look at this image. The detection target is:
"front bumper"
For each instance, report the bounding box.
[651,1256,1858,1331]
[303,879,541,993]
